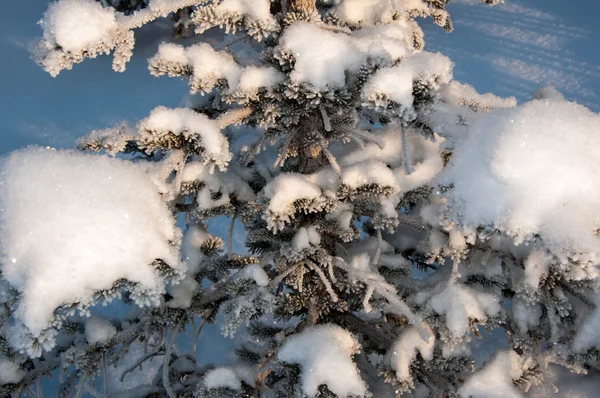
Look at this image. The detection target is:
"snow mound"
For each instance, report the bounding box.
[0,148,182,344]
[458,350,524,398]
[40,0,117,53]
[277,324,367,397]
[441,99,600,263]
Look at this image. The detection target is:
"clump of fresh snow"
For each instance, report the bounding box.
[573,294,600,353]
[363,52,453,109]
[0,148,182,343]
[279,22,418,91]
[139,107,231,169]
[215,0,272,21]
[458,350,524,398]
[234,66,285,96]
[262,173,324,232]
[340,128,444,194]
[237,264,270,287]
[150,43,243,94]
[342,160,400,192]
[0,357,25,385]
[523,250,551,290]
[203,367,242,391]
[179,161,255,211]
[152,42,188,66]
[388,324,435,382]
[427,283,501,338]
[279,22,364,90]
[181,225,211,275]
[277,324,367,397]
[512,297,541,335]
[441,81,517,111]
[441,99,600,264]
[332,0,400,26]
[186,43,242,92]
[40,0,117,53]
[85,316,117,345]
[292,226,321,252]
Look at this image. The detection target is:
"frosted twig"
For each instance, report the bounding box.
[216,107,253,129]
[270,264,301,287]
[327,260,337,284]
[307,260,339,303]
[363,285,375,313]
[401,127,413,175]
[333,256,426,338]
[273,129,299,169]
[120,0,210,30]
[227,215,236,259]
[193,315,208,356]
[163,331,179,398]
[102,352,108,398]
[373,229,383,267]
[319,105,332,132]
[120,349,164,382]
[341,127,385,149]
[216,34,251,50]
[316,131,342,176]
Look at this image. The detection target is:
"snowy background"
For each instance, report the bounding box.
[1,0,600,395]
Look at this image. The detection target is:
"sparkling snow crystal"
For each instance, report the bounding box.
[277,324,367,397]
[441,99,600,264]
[0,148,182,349]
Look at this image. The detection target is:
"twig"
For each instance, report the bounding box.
[227,214,237,259]
[163,331,179,398]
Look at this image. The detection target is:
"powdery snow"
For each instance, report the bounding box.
[342,160,400,192]
[237,264,269,287]
[277,324,367,397]
[235,66,285,96]
[215,0,272,21]
[85,316,117,345]
[279,21,417,91]
[388,324,435,382]
[262,173,323,216]
[140,107,231,168]
[362,52,453,109]
[340,128,444,194]
[0,148,182,339]
[279,22,364,90]
[0,358,25,385]
[429,283,501,338]
[40,0,117,53]
[333,0,400,26]
[203,367,242,391]
[441,99,600,263]
[458,350,524,398]
[573,294,600,353]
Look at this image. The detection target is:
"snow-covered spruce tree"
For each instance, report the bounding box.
[1,0,600,396]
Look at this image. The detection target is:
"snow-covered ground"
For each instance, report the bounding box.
[424,0,600,111]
